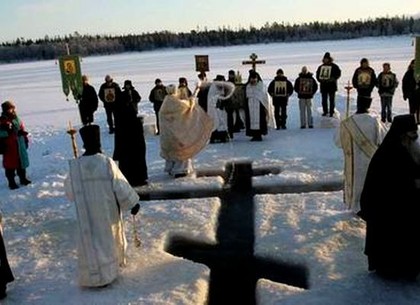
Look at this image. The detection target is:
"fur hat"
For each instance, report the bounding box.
[123,80,133,89]
[390,114,418,135]
[79,124,101,152]
[323,52,331,59]
[214,74,225,81]
[1,101,15,113]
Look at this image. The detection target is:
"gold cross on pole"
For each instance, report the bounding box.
[242,53,266,71]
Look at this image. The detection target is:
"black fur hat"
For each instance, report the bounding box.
[79,124,101,152]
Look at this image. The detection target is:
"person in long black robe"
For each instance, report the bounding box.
[113,82,148,187]
[358,114,420,280]
[0,217,14,299]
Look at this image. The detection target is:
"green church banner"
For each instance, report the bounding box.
[415,36,420,83]
[58,55,83,101]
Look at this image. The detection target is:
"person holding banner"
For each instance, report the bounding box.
[78,75,99,125]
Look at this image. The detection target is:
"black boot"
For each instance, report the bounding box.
[5,169,19,190]
[17,168,31,186]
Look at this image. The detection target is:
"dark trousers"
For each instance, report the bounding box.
[321,91,336,116]
[5,168,27,185]
[273,103,288,129]
[104,103,115,131]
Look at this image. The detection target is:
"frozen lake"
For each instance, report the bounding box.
[0,35,415,129]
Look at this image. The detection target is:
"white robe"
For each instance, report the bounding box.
[246,81,274,129]
[335,112,388,213]
[65,154,139,287]
[206,81,235,132]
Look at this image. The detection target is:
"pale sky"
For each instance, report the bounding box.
[1,0,419,43]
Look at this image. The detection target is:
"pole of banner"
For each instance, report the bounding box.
[66,121,78,158]
[344,80,353,119]
[132,214,141,248]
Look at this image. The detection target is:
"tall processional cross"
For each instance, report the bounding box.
[242,53,266,71]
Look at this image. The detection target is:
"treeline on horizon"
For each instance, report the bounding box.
[1,16,420,63]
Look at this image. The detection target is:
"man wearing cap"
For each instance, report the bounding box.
[98,75,121,134]
[316,52,342,117]
[0,101,31,189]
[358,114,420,280]
[148,78,167,135]
[64,124,140,287]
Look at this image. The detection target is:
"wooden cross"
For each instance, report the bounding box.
[242,53,266,71]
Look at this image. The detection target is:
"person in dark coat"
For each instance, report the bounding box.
[358,114,420,281]
[402,59,420,123]
[377,63,399,123]
[113,83,148,187]
[0,213,14,299]
[0,101,31,189]
[352,58,377,113]
[148,78,167,135]
[98,75,121,134]
[294,66,318,128]
[267,69,294,129]
[78,75,99,125]
[315,52,341,117]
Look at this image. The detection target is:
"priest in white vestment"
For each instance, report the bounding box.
[335,108,388,213]
[245,70,274,141]
[159,85,213,178]
[65,125,140,288]
[206,75,235,143]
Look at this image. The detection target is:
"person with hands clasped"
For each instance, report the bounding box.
[0,101,31,190]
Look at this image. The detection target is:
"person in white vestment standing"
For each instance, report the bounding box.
[206,75,235,143]
[245,70,273,141]
[159,84,213,178]
[334,105,388,213]
[65,124,140,288]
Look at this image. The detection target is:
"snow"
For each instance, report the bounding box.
[0,35,419,304]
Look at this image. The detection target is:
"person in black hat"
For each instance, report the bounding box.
[0,101,31,189]
[118,80,141,118]
[358,114,420,281]
[113,81,148,186]
[148,78,167,135]
[65,124,141,288]
[316,52,342,117]
[177,77,193,100]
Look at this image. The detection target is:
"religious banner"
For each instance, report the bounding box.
[195,55,209,72]
[58,55,83,101]
[318,65,332,81]
[274,81,287,97]
[415,36,420,83]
